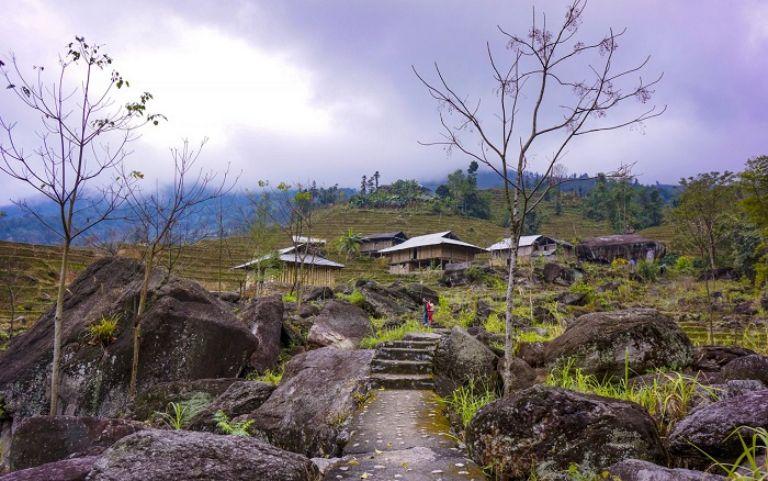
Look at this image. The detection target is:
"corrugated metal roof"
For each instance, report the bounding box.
[291,235,326,245]
[233,252,344,270]
[488,235,542,251]
[361,231,407,241]
[579,234,659,248]
[378,231,485,254]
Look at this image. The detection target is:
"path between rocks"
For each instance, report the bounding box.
[323,333,486,481]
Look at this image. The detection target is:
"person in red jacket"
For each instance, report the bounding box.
[426,299,434,326]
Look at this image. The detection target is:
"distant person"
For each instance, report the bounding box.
[426,300,434,326]
[422,298,430,326]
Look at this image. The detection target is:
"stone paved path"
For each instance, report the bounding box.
[323,390,485,480]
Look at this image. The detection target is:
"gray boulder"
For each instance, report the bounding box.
[0,456,97,481]
[239,295,284,371]
[544,308,693,378]
[721,354,768,384]
[499,356,537,392]
[303,286,334,302]
[466,386,665,481]
[247,347,374,457]
[187,381,275,432]
[8,416,142,471]
[609,459,726,481]
[0,258,257,418]
[692,345,756,372]
[307,300,372,349]
[433,327,499,396]
[86,429,320,481]
[668,389,768,467]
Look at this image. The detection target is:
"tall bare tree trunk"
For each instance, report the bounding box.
[50,240,71,415]
[129,250,154,399]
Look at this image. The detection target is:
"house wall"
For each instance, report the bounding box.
[245,264,338,287]
[387,244,479,273]
[360,239,396,253]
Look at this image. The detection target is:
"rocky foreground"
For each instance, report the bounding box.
[0,258,767,480]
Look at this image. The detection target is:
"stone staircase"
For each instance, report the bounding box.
[370,331,446,390]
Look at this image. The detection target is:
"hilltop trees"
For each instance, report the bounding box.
[0,37,162,414]
[414,0,664,392]
[437,161,492,219]
[582,174,665,232]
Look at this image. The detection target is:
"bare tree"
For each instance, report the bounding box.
[0,37,163,414]
[1,255,22,342]
[122,139,233,399]
[414,0,664,392]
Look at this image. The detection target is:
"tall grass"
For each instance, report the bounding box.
[545,358,717,436]
[703,427,768,480]
[443,378,497,429]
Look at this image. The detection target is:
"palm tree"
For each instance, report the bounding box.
[336,229,364,260]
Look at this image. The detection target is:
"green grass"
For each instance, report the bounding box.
[359,319,429,349]
[545,358,717,436]
[249,365,284,385]
[702,427,768,480]
[442,378,497,430]
[85,314,120,346]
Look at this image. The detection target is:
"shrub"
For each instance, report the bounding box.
[86,314,120,346]
[337,289,365,306]
[674,255,695,274]
[281,293,297,303]
[213,410,254,437]
[154,393,210,430]
[704,427,768,480]
[636,260,660,282]
[610,257,629,270]
[483,312,505,334]
[250,365,284,385]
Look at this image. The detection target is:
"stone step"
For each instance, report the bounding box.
[403,331,446,342]
[371,359,433,375]
[370,373,435,390]
[374,347,434,362]
[379,339,438,350]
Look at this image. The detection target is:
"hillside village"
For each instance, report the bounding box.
[1,1,768,481]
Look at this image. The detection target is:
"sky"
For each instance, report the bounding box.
[1,0,767,203]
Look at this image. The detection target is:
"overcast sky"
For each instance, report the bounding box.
[1,0,766,203]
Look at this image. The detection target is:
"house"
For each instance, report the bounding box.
[487,235,573,266]
[576,234,666,263]
[233,238,344,287]
[378,231,486,274]
[359,231,408,256]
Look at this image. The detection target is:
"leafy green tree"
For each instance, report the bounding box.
[672,172,738,270]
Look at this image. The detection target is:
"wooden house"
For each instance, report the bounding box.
[487,235,573,266]
[576,234,666,263]
[378,231,486,274]
[233,239,344,287]
[359,231,408,257]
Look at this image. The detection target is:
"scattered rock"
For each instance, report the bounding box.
[307,300,373,349]
[240,295,284,372]
[9,416,143,471]
[187,381,275,432]
[692,345,756,372]
[86,429,319,481]
[609,459,726,481]
[721,354,768,385]
[247,347,374,457]
[439,264,495,288]
[474,299,494,324]
[532,305,556,324]
[668,389,768,467]
[303,286,334,302]
[498,356,536,392]
[131,378,236,421]
[541,263,578,285]
[517,342,547,368]
[356,281,417,318]
[466,386,665,480]
[210,291,240,303]
[555,291,586,306]
[298,303,319,318]
[389,282,439,305]
[0,456,97,481]
[733,301,758,315]
[0,258,258,418]
[544,308,693,378]
[433,327,499,396]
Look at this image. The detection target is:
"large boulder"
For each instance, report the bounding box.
[303,286,334,302]
[668,389,768,467]
[356,280,417,318]
[433,327,499,396]
[466,386,665,480]
[86,429,320,481]
[721,354,768,384]
[388,282,439,305]
[544,308,693,378]
[130,378,237,421]
[187,381,275,432]
[609,459,726,481]
[0,456,97,481]
[247,347,374,457]
[8,416,143,471]
[0,258,258,418]
[692,345,756,372]
[307,300,372,349]
[239,295,284,371]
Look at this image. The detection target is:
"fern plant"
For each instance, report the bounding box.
[213,410,253,437]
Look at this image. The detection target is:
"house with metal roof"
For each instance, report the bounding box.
[378,231,486,274]
[487,235,574,266]
[576,234,665,263]
[233,240,344,287]
[359,231,408,257]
